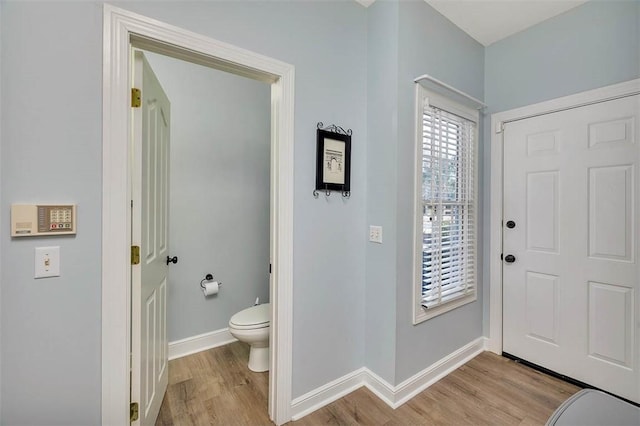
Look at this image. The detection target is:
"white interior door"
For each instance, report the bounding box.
[503,95,640,402]
[131,50,171,425]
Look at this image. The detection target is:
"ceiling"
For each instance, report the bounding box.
[355,0,589,46]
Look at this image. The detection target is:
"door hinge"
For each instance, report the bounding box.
[269,263,272,274]
[130,402,139,422]
[131,246,140,265]
[131,88,141,108]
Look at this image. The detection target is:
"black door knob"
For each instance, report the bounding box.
[166,256,178,265]
[504,254,516,263]
[506,220,516,229]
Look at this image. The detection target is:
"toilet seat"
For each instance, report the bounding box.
[229,303,270,330]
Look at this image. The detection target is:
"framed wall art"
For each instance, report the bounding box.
[314,123,352,198]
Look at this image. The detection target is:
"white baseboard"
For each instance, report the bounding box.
[392,336,487,407]
[168,328,237,360]
[290,368,367,421]
[363,368,396,407]
[290,337,488,420]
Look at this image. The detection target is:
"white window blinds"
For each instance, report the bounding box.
[421,105,476,310]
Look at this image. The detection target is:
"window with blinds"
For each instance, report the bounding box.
[414,86,477,323]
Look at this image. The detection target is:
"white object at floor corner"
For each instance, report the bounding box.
[229,303,270,372]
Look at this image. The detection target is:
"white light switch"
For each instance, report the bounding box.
[35,246,60,278]
[369,225,383,244]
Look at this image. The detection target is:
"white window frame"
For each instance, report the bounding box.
[413,84,479,324]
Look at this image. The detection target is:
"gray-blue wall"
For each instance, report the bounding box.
[365,0,399,386]
[482,0,640,333]
[2,0,638,424]
[394,0,485,384]
[1,3,103,424]
[364,0,486,387]
[1,1,367,423]
[143,52,272,342]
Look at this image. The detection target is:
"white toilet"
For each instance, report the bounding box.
[228,303,270,372]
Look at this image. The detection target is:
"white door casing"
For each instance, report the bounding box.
[489,79,640,357]
[131,51,170,425]
[102,5,295,425]
[502,94,639,402]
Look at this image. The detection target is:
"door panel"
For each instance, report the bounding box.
[588,281,633,368]
[525,271,559,345]
[588,165,633,261]
[503,95,639,403]
[526,171,559,252]
[132,50,171,425]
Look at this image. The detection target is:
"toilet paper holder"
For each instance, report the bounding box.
[200,273,222,290]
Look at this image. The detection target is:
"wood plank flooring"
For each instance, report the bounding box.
[156,341,579,426]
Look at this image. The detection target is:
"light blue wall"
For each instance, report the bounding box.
[365,0,400,384]
[394,0,485,384]
[1,3,103,424]
[143,52,271,342]
[3,0,636,423]
[364,0,486,386]
[482,0,640,333]
[1,1,367,423]
[486,0,639,113]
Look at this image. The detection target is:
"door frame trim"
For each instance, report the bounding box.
[101,5,295,424]
[488,78,640,354]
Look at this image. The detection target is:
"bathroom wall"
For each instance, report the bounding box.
[143,51,271,342]
[1,1,367,423]
[482,0,640,334]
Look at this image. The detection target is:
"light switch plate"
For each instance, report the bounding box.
[369,225,383,243]
[35,246,60,278]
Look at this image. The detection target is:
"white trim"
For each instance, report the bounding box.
[290,338,487,420]
[362,369,396,407]
[413,84,480,325]
[102,5,295,425]
[168,328,237,361]
[291,369,367,421]
[414,74,487,109]
[488,79,640,355]
[392,337,486,407]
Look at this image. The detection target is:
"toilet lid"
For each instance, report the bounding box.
[229,303,270,329]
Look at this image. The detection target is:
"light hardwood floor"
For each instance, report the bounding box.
[156,341,579,425]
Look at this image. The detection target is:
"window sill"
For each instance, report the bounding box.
[413,293,477,325]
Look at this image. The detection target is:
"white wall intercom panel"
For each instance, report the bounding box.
[11,204,76,237]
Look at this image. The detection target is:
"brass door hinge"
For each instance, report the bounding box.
[131,88,141,108]
[131,246,140,265]
[130,402,139,422]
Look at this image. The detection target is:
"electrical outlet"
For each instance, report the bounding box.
[369,225,383,244]
[35,246,60,278]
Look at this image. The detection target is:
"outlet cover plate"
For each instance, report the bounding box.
[369,225,382,243]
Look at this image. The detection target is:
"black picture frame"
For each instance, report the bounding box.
[315,128,351,193]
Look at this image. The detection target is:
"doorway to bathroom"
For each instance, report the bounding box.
[101,5,295,425]
[133,47,272,424]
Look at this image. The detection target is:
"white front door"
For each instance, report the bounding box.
[131,50,171,425]
[503,95,640,402]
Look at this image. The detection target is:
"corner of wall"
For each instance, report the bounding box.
[364,0,400,385]
[393,0,485,386]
